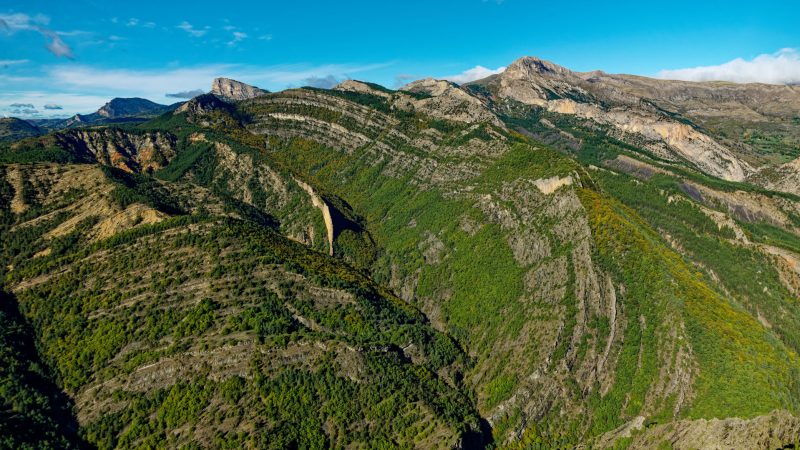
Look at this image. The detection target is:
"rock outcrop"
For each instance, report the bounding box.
[211,77,269,101]
[399,78,502,126]
[54,128,177,173]
[592,410,800,449]
[333,80,392,98]
[479,56,753,181]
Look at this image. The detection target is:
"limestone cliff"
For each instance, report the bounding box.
[211,77,269,101]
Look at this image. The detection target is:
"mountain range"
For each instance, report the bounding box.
[2,57,800,449]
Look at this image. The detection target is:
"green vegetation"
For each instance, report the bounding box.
[0,170,482,447]
[3,82,800,449]
[581,188,800,419]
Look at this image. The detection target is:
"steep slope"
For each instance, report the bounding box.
[469,57,754,182]
[573,71,800,165]
[2,73,800,449]
[0,163,484,448]
[228,83,800,446]
[211,78,269,102]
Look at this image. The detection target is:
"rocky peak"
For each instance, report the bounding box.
[211,77,268,102]
[175,93,236,127]
[176,93,230,114]
[396,78,501,126]
[506,56,575,79]
[333,80,392,98]
[491,57,586,106]
[401,78,461,97]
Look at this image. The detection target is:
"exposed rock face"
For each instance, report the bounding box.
[175,93,236,126]
[481,57,753,181]
[494,56,591,106]
[54,128,177,173]
[211,77,268,101]
[334,80,392,98]
[533,175,573,194]
[578,71,800,125]
[294,177,335,256]
[545,98,752,181]
[592,410,800,449]
[751,156,800,196]
[399,78,502,126]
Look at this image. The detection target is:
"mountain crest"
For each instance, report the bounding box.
[97,97,167,118]
[211,77,268,101]
[506,56,574,78]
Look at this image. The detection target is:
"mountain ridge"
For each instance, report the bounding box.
[2,61,800,448]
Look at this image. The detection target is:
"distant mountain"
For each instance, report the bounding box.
[466,57,800,183]
[0,117,42,142]
[97,97,171,118]
[24,98,182,132]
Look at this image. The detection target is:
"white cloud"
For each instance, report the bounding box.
[40,62,389,100]
[41,29,74,59]
[126,18,139,27]
[1,91,111,117]
[258,34,273,41]
[443,65,506,84]
[657,48,800,85]
[0,13,74,59]
[0,13,49,32]
[177,21,207,37]
[46,65,234,99]
[0,59,29,66]
[227,31,247,46]
[2,62,392,117]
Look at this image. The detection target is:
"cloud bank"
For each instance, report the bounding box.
[444,65,506,84]
[1,62,392,116]
[166,89,205,99]
[301,75,340,89]
[657,48,800,85]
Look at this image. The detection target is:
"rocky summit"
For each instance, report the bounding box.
[3,55,800,450]
[210,77,269,102]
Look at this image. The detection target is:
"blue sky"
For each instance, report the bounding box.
[2,0,799,117]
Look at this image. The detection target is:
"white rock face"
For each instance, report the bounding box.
[545,99,752,181]
[534,175,573,195]
[754,156,800,196]
[211,77,268,101]
[491,57,752,182]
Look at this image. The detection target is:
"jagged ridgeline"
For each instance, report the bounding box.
[1,66,800,449]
